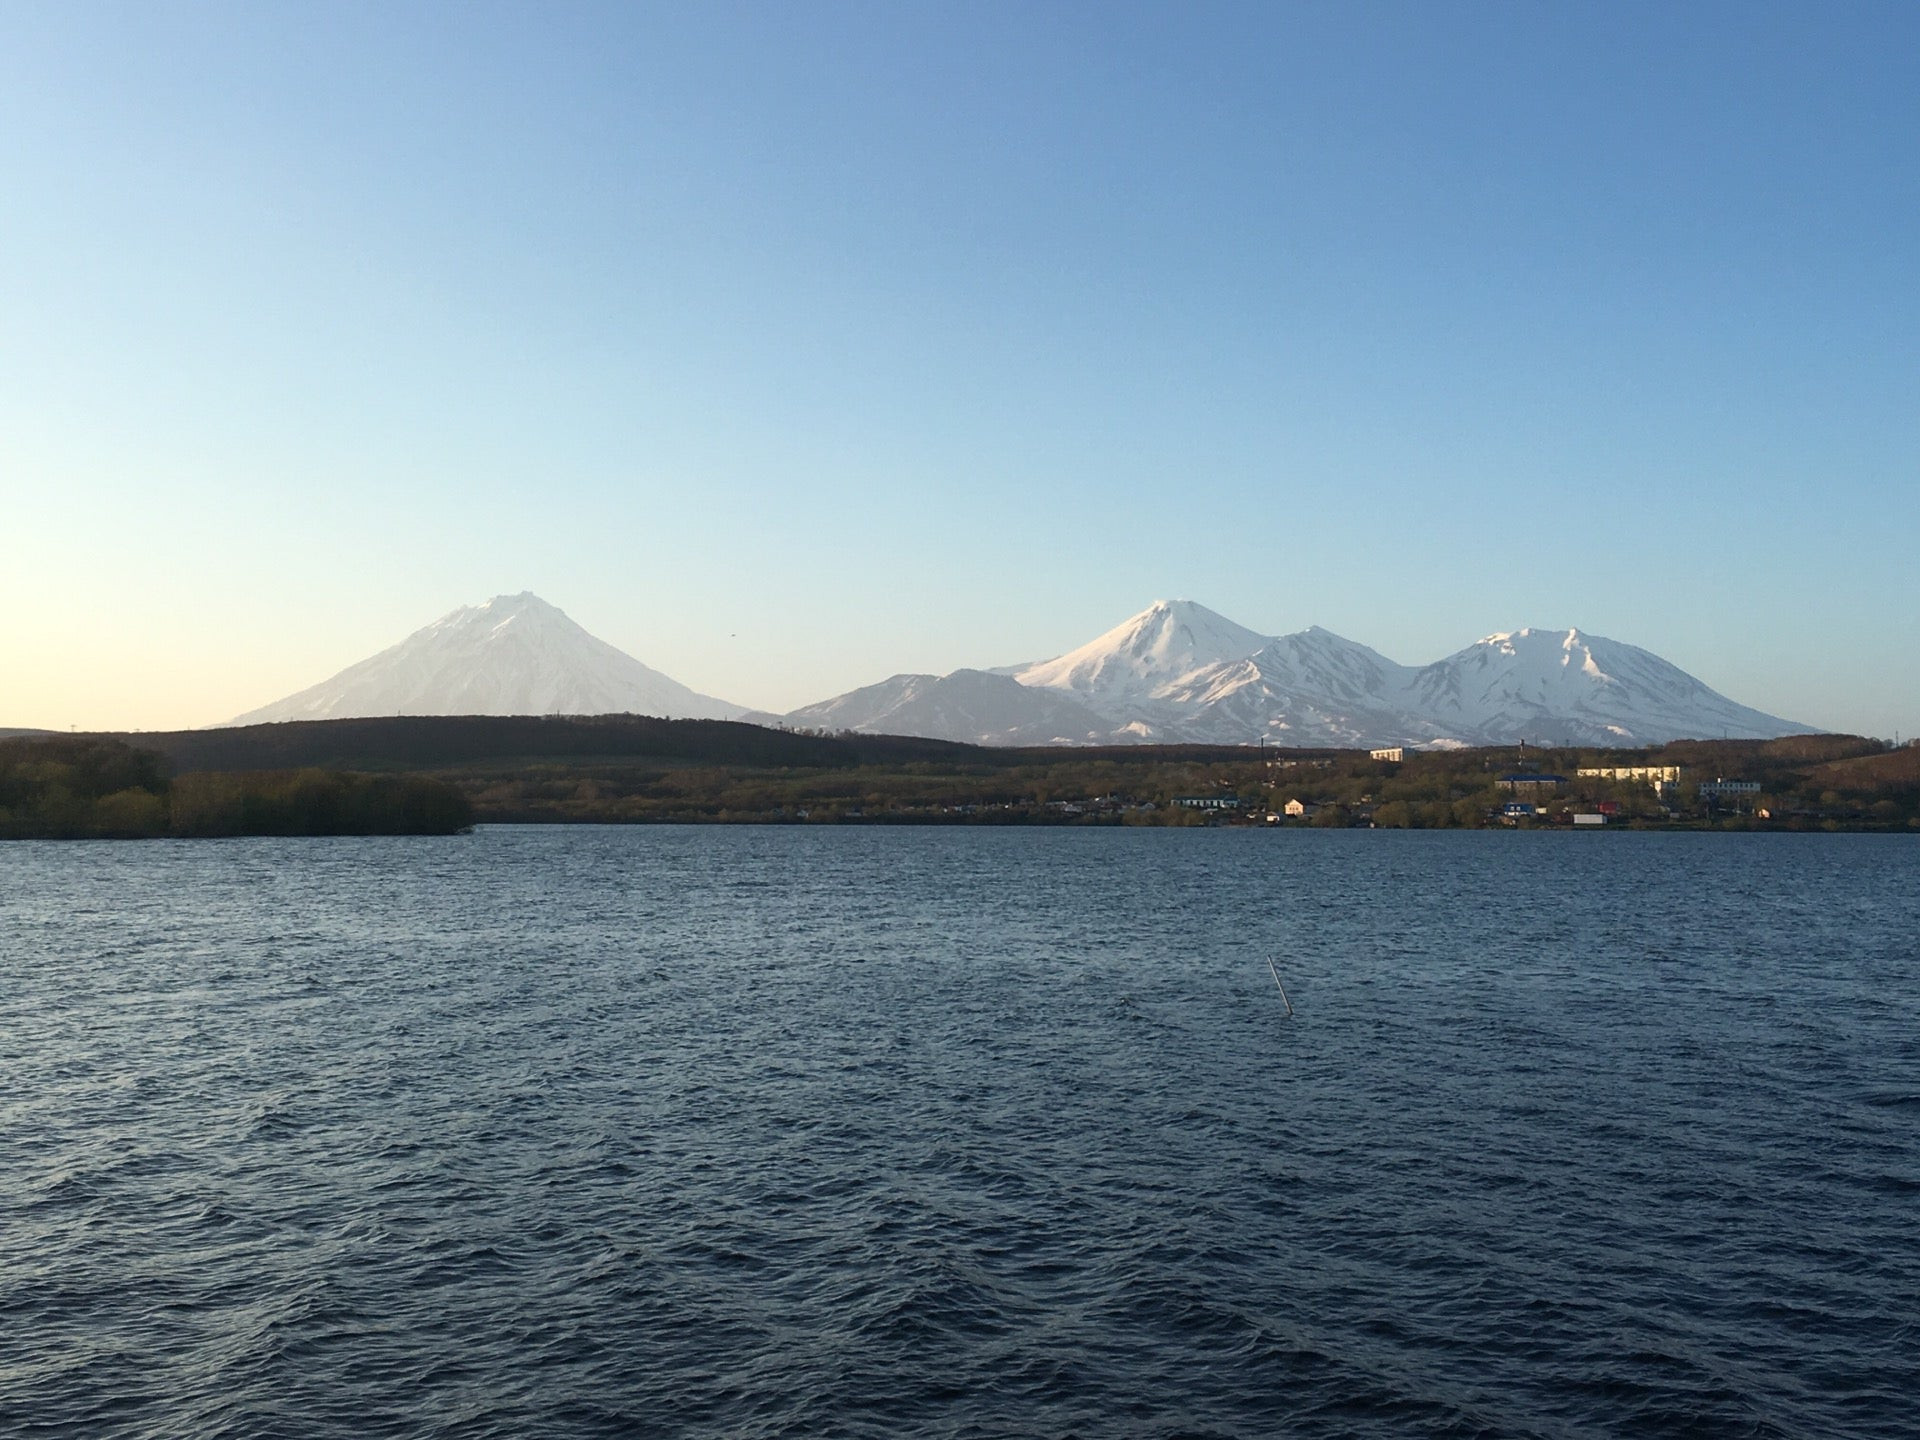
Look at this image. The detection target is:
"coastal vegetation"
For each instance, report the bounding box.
[424,736,1917,829]
[0,737,472,839]
[93,717,1920,832]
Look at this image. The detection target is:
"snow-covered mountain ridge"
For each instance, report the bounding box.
[777,600,1812,749]
[223,592,1813,750]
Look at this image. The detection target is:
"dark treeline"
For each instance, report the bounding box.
[124,715,977,774]
[0,737,472,839]
[0,737,171,838]
[169,770,474,837]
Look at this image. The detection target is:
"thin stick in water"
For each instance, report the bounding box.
[1266,953,1294,1017]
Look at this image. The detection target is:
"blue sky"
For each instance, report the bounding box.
[2,1,1915,735]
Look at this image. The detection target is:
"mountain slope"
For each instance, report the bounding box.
[227,593,745,725]
[1142,628,1436,746]
[1013,600,1271,707]
[779,601,1812,749]
[1011,604,1436,745]
[1405,628,1815,746]
[776,669,1150,747]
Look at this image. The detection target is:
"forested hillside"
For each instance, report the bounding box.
[0,737,471,838]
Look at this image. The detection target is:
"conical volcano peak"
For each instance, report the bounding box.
[480,590,553,613]
[225,593,745,725]
[1137,597,1252,629]
[454,591,564,621]
[1016,599,1274,698]
[413,592,591,646]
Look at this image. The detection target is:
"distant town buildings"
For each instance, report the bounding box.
[1578,763,1681,797]
[1369,747,1404,763]
[1175,794,1241,811]
[1497,774,1567,798]
[1577,765,1681,784]
[1698,779,1762,806]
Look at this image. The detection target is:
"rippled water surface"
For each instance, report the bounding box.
[3,827,1916,1438]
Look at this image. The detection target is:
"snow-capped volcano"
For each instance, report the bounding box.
[774,600,1813,749]
[225,593,745,725]
[1013,599,1272,705]
[1403,627,1809,747]
[1005,602,1436,746]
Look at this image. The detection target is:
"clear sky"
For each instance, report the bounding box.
[2,1,1915,737]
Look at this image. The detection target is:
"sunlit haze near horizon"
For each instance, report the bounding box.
[2,2,1915,737]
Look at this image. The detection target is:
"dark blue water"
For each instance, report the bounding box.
[3,828,1916,1438]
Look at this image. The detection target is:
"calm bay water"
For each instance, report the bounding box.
[2,827,1916,1438]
